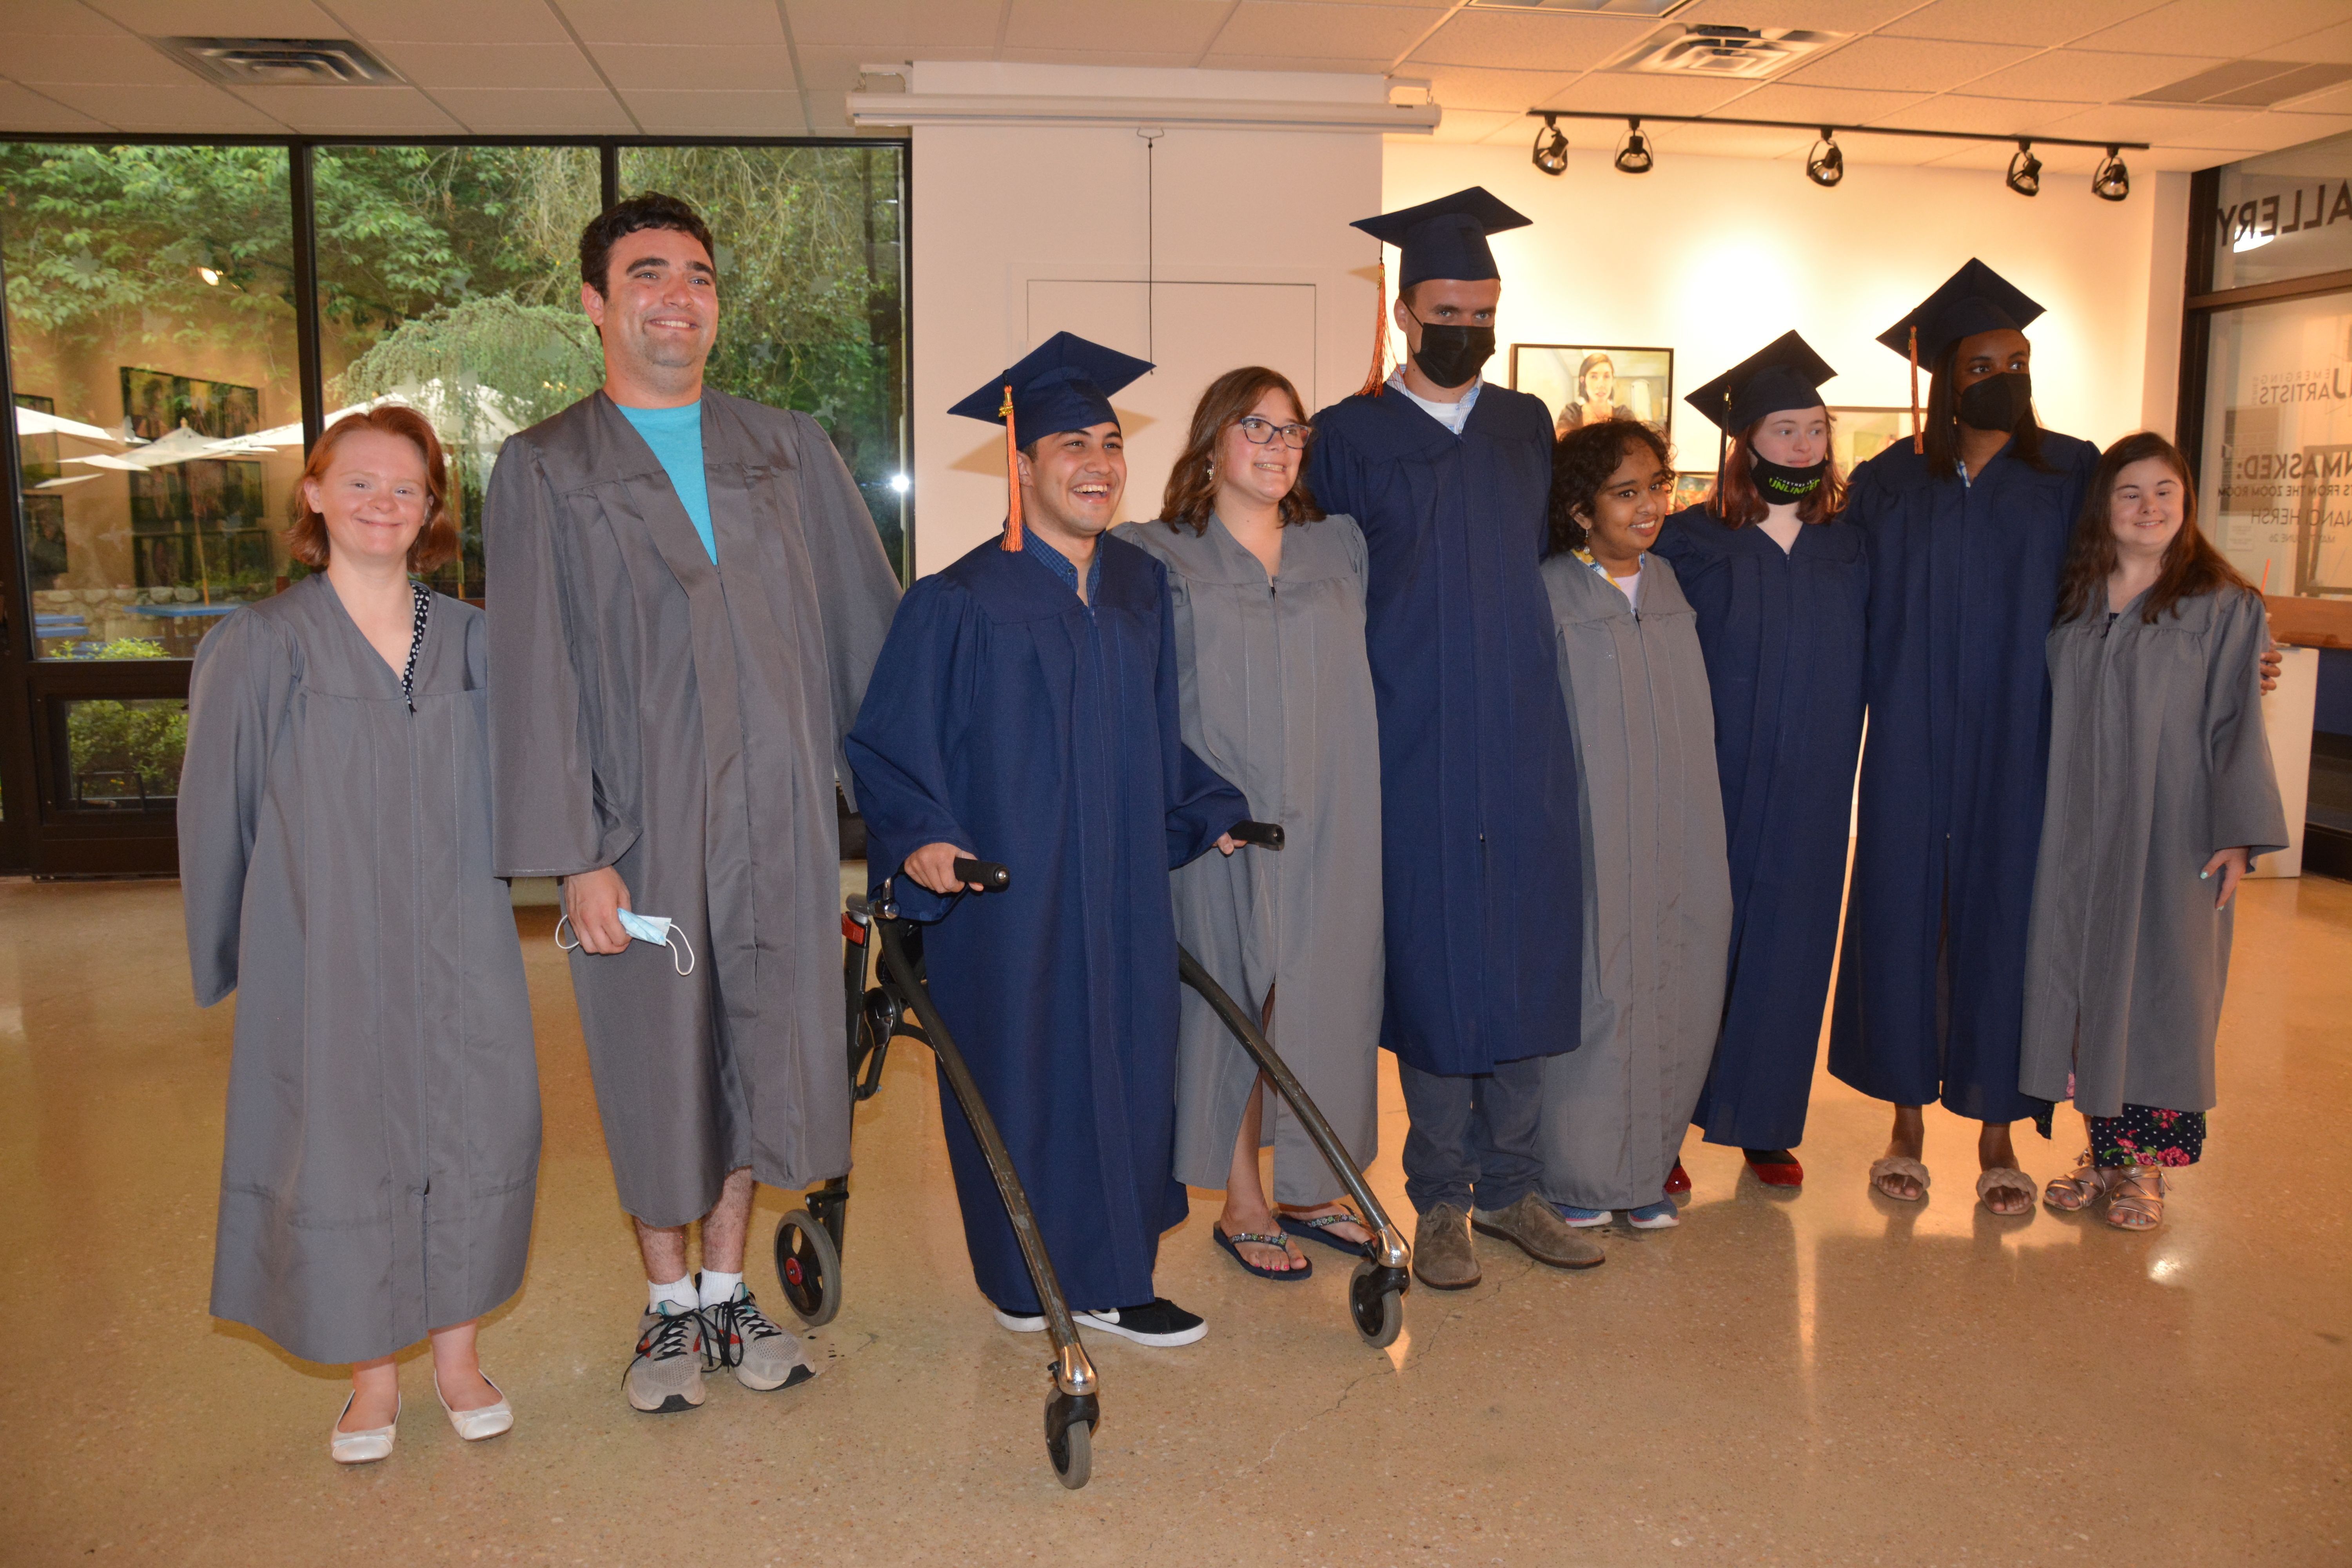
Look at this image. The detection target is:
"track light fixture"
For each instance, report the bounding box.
[2006,139,2042,198]
[1806,128,1843,187]
[2092,144,2130,203]
[1613,117,1654,175]
[1532,113,1569,176]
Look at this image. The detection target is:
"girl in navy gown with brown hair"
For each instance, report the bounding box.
[1650,332,1867,1194]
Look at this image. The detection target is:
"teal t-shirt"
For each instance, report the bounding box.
[615,401,715,563]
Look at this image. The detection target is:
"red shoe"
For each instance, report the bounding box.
[1744,1149,1804,1188]
[1664,1161,1691,1196]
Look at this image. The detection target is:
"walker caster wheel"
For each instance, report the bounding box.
[1045,1389,1098,1490]
[774,1209,841,1327]
[1350,1259,1407,1348]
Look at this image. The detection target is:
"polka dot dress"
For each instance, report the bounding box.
[399,582,432,712]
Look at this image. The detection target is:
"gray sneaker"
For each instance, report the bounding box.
[624,1302,708,1414]
[701,1284,817,1392]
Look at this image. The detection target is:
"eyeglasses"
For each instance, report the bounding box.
[1236,416,1310,450]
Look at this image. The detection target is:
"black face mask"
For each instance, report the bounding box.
[1406,310,1495,388]
[1956,370,2033,434]
[1748,453,1826,501]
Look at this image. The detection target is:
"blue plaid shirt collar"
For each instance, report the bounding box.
[1021,527,1102,604]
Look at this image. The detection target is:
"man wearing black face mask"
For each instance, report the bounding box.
[1306,188,1600,1289]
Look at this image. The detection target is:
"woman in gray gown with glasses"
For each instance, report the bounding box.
[1114,367,1383,1281]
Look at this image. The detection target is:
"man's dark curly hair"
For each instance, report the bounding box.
[579,192,715,297]
[1546,417,1673,559]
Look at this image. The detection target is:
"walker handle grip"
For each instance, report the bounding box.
[1229,820,1285,851]
[951,858,1011,892]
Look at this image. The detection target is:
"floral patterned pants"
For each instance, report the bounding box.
[2087,1104,2205,1169]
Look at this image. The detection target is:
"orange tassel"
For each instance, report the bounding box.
[1359,256,1389,398]
[1909,326,1923,456]
[1000,383,1024,552]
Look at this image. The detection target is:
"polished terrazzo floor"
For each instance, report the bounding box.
[1,870,2345,1566]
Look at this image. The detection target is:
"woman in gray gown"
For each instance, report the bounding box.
[1535,419,1731,1229]
[1114,367,1383,1280]
[179,407,541,1463]
[2021,432,2285,1231]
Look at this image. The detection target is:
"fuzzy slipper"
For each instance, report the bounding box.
[1869,1155,1930,1202]
[1213,1225,1311,1281]
[1277,1206,1374,1258]
[1975,1166,2036,1217]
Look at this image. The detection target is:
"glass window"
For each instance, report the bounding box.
[314,146,604,601]
[620,145,910,579]
[2,145,301,659]
[57,695,186,812]
[2209,130,2352,293]
[2198,290,2352,595]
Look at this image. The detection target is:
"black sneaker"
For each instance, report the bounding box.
[1078,1298,1205,1347]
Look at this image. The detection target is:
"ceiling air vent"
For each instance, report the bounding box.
[154,37,403,87]
[1608,24,1841,79]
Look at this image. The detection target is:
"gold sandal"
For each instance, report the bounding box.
[2043,1153,2106,1212]
[2104,1166,2166,1230]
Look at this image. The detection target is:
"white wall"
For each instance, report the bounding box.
[1382,140,2178,469]
[907,63,1385,575]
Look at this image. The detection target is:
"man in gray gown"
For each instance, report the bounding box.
[486,193,901,1414]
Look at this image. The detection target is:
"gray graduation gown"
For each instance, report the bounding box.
[1535,556,1732,1210]
[2020,586,2286,1118]
[485,390,899,1225]
[180,576,540,1367]
[1113,515,1383,1204]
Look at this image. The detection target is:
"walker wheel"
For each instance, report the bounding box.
[1350,1259,1406,1348]
[773,1209,842,1327]
[1045,1389,1098,1490]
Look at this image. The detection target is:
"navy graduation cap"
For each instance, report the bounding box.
[1876,259,2044,454]
[950,330,1152,550]
[1686,330,1838,434]
[1350,186,1532,289]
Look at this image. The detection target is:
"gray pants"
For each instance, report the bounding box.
[1397,1057,1545,1216]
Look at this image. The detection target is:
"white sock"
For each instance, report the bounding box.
[649,1275,697,1314]
[698,1269,744,1308]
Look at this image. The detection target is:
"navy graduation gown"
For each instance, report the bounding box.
[1306,384,1583,1077]
[845,534,1247,1314]
[1651,506,1867,1149]
[1828,432,2100,1122]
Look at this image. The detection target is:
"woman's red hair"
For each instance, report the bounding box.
[1706,414,1846,528]
[284,405,457,572]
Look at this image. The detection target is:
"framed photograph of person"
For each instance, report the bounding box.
[1510,345,1674,438]
[1672,471,1715,512]
[1828,407,1910,475]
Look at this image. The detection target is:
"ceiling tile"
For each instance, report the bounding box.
[229,83,466,131]
[2277,81,2352,114]
[1208,2,1437,62]
[1539,73,1755,117]
[1664,0,1922,30]
[368,42,605,92]
[1422,64,1581,113]
[992,47,1229,66]
[2,35,205,86]
[2151,106,2352,149]
[1408,12,1661,74]
[620,87,808,134]
[2027,101,2263,143]
[1878,0,2152,47]
[79,0,340,34]
[2257,19,2352,64]
[1004,0,1240,56]
[0,9,129,40]
[428,87,636,132]
[1199,51,1397,72]
[1967,49,2225,103]
[1783,36,2039,93]
[33,79,287,129]
[1917,138,2107,171]
[785,0,1003,50]
[329,0,577,45]
[553,0,787,47]
[2076,0,2352,58]
[1867,93,2089,136]
[590,43,802,92]
[0,81,114,132]
[1727,83,1938,126]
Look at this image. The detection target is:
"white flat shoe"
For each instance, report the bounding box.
[330,1393,398,1465]
[435,1371,514,1442]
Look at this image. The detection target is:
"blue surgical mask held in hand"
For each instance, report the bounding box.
[555,907,697,975]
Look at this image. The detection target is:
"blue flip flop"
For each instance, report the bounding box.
[1214,1225,1312,1281]
[1277,1207,1374,1258]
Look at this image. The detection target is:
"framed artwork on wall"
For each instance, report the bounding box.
[118,368,271,600]
[1672,471,1714,511]
[1511,344,1673,437]
[1828,406,1910,476]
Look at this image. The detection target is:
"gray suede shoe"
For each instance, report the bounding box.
[1412,1202,1481,1290]
[1473,1192,1606,1270]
